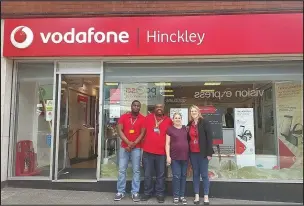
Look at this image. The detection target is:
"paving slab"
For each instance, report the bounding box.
[1,188,301,205]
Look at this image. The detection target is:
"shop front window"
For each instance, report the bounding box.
[12,63,54,177]
[100,61,303,181]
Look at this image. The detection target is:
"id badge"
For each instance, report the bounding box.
[129,129,135,134]
[153,127,160,133]
[193,139,198,144]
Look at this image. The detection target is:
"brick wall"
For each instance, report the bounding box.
[1,1,303,18]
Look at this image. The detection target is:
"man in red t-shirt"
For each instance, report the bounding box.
[141,104,173,203]
[114,100,146,202]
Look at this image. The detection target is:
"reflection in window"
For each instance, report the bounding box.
[13,63,54,177]
[101,80,303,181]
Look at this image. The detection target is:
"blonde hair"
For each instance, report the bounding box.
[189,105,203,121]
[173,112,182,119]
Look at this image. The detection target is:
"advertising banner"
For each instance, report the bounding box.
[200,106,223,145]
[234,108,256,167]
[109,105,120,119]
[109,88,120,104]
[119,83,148,115]
[3,14,302,57]
[275,82,303,169]
[45,100,53,122]
[120,83,165,115]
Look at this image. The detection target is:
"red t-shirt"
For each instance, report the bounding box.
[189,122,200,153]
[118,113,145,148]
[142,113,173,155]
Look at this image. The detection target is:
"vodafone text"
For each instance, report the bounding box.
[37,27,206,45]
[40,28,129,44]
[147,30,206,45]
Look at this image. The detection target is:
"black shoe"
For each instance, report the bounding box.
[132,193,140,202]
[114,193,125,201]
[157,195,165,203]
[140,194,151,201]
[180,197,188,205]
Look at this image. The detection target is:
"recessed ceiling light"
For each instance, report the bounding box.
[204,82,221,86]
[105,83,118,86]
[160,89,174,92]
[155,82,171,86]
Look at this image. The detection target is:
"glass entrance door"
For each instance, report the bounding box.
[53,73,100,181]
[54,74,70,180]
[58,75,70,176]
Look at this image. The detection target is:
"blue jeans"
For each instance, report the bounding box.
[171,160,188,198]
[190,153,210,195]
[142,151,166,196]
[117,147,141,195]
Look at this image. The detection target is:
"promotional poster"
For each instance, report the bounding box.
[275,82,303,169]
[199,105,223,145]
[234,108,256,167]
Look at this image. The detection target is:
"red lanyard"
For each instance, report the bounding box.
[154,115,164,128]
[130,117,137,128]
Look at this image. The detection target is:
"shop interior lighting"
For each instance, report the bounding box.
[155,82,171,86]
[201,89,215,92]
[105,82,118,86]
[162,94,175,97]
[204,82,221,86]
[160,89,174,92]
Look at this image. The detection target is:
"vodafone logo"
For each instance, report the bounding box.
[10,26,129,47]
[10,26,34,49]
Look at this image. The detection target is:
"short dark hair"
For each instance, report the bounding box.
[131,100,141,105]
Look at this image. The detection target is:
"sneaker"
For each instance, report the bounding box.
[114,193,125,201]
[157,195,165,203]
[173,198,179,205]
[194,194,200,205]
[194,199,200,205]
[180,197,188,205]
[204,196,210,205]
[140,194,151,201]
[132,193,140,202]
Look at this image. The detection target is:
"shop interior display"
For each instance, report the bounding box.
[100,81,303,180]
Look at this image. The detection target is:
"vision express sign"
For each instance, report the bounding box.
[3,13,303,57]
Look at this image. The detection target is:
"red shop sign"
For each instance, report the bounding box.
[3,13,303,57]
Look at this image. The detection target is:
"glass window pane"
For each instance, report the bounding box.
[13,62,54,177]
[101,61,303,181]
[275,81,303,177]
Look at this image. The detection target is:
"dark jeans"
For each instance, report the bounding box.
[142,151,166,196]
[190,153,210,195]
[171,160,188,198]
